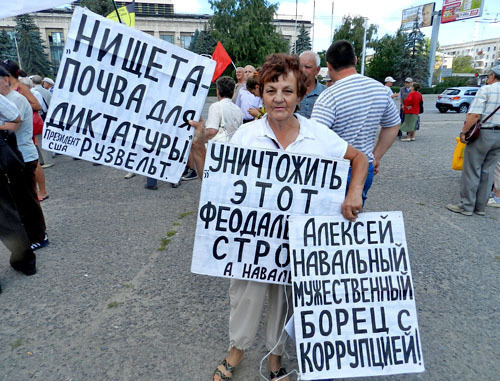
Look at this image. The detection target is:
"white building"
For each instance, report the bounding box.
[0,0,311,72]
[440,37,500,73]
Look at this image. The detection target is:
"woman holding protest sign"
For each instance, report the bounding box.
[188,53,368,381]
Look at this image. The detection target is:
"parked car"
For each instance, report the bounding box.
[435,87,479,113]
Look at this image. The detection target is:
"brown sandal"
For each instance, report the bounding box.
[213,359,234,380]
[270,367,287,380]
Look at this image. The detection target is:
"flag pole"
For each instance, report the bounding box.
[111,0,123,24]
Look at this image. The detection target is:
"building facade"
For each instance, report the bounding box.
[440,37,500,73]
[0,0,311,73]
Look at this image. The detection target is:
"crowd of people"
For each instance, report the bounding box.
[1,37,499,380]
[0,60,55,293]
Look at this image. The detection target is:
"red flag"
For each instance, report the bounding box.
[211,42,233,82]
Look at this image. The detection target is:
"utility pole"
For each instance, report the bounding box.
[330,1,334,44]
[312,0,316,50]
[294,0,298,53]
[360,18,368,75]
[427,10,441,87]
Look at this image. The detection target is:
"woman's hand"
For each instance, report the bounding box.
[341,192,363,222]
[341,145,368,222]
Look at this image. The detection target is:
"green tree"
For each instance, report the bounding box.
[0,30,17,62]
[14,15,53,76]
[332,16,377,71]
[318,50,327,67]
[79,0,114,16]
[452,55,475,73]
[189,29,217,55]
[367,30,406,83]
[393,23,429,85]
[209,0,289,66]
[293,24,311,55]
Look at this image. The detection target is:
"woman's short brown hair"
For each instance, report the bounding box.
[412,83,421,92]
[258,53,307,99]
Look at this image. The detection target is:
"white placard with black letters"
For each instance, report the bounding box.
[289,212,424,379]
[42,7,215,183]
[191,141,350,285]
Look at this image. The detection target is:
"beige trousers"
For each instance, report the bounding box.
[228,279,292,355]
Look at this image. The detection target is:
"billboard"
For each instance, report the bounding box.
[441,0,485,24]
[401,3,436,30]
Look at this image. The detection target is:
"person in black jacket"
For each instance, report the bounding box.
[0,93,36,293]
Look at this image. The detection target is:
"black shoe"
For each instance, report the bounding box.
[181,168,198,181]
[10,258,37,276]
[144,185,158,190]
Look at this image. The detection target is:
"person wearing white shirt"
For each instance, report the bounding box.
[235,65,256,106]
[236,77,262,123]
[206,76,243,142]
[447,65,500,215]
[187,53,367,381]
[384,76,399,100]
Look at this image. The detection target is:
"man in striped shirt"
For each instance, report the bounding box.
[311,40,401,202]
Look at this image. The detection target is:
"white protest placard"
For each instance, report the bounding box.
[191,141,350,285]
[42,7,215,183]
[289,212,424,379]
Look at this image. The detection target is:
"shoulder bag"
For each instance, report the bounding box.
[0,130,25,174]
[464,104,500,143]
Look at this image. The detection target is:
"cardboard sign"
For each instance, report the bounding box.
[191,141,349,285]
[42,7,215,183]
[289,212,424,379]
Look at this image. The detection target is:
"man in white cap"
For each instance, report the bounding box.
[42,77,55,93]
[384,76,399,100]
[399,77,413,118]
[446,65,500,216]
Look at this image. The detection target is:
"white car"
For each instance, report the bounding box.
[435,87,479,113]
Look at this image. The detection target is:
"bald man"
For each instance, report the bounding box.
[297,51,326,118]
[235,65,256,105]
[232,67,245,103]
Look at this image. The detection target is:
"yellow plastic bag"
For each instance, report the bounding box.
[452,137,466,171]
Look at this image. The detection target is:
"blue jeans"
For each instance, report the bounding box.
[346,162,374,206]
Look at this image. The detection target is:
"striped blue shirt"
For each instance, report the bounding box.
[311,73,400,162]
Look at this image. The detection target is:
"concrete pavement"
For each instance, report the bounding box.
[0,95,498,380]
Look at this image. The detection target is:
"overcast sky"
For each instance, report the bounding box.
[174,0,500,51]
